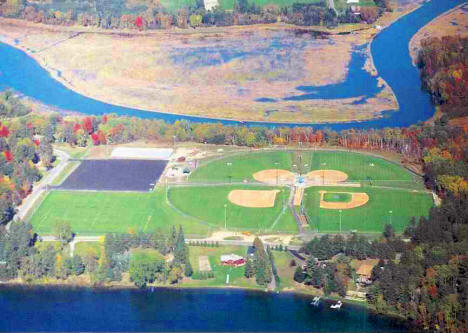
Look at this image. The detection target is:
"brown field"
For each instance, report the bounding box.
[198,256,212,272]
[306,170,348,184]
[228,189,279,208]
[0,16,400,123]
[409,3,468,63]
[253,169,295,185]
[319,191,369,210]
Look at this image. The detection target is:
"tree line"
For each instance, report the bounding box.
[0,222,194,288]
[0,0,389,30]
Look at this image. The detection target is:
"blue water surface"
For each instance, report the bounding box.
[0,0,464,129]
[0,286,407,332]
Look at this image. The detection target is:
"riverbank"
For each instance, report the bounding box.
[409,2,468,64]
[0,12,401,124]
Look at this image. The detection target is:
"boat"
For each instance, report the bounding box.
[310,296,321,306]
[330,301,342,309]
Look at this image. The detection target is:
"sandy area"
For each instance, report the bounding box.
[228,189,279,208]
[409,3,468,63]
[198,256,212,271]
[193,230,294,245]
[319,191,369,210]
[293,187,304,206]
[0,17,400,124]
[253,169,295,184]
[306,170,348,184]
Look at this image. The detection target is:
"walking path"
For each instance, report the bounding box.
[8,149,70,229]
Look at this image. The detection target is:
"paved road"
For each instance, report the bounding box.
[8,149,70,229]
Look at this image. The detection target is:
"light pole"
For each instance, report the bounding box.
[224,204,228,229]
[389,210,393,225]
[227,162,232,183]
[274,162,279,185]
[339,209,342,233]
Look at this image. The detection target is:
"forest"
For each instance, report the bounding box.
[0,0,386,29]
[418,36,468,119]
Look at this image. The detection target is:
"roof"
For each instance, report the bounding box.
[347,0,359,3]
[357,263,375,277]
[221,253,244,262]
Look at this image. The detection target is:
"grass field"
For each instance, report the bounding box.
[190,150,422,189]
[303,186,433,233]
[323,192,351,202]
[168,185,298,233]
[29,188,213,237]
[185,245,257,288]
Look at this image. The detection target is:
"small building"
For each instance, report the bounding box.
[347,0,359,3]
[221,254,246,267]
[356,262,376,285]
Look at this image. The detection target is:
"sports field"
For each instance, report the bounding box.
[30,188,213,237]
[168,185,297,233]
[59,159,167,192]
[303,186,433,233]
[189,150,423,189]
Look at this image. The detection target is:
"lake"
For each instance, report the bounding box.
[0,286,407,332]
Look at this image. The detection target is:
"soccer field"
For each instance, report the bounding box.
[29,188,213,237]
[189,150,422,189]
[303,186,433,233]
[168,185,298,233]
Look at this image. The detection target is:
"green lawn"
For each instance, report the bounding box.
[168,185,298,233]
[218,0,323,10]
[303,186,433,233]
[29,188,213,237]
[323,192,351,202]
[186,245,257,288]
[190,150,422,189]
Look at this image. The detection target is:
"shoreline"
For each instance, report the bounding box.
[0,16,400,125]
[1,279,411,323]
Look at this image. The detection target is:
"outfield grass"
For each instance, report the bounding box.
[190,150,422,189]
[190,151,293,183]
[168,185,298,233]
[29,188,213,237]
[303,186,433,233]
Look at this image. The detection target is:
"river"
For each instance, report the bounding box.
[0,286,407,332]
[0,0,464,128]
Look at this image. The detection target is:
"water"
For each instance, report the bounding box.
[0,286,406,332]
[0,0,464,129]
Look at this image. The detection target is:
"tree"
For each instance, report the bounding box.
[293,265,305,283]
[52,221,73,243]
[129,249,165,288]
[244,257,255,278]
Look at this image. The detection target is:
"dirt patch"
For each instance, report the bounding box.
[198,256,212,272]
[319,191,369,210]
[306,170,348,184]
[253,169,295,184]
[293,187,304,206]
[228,189,279,208]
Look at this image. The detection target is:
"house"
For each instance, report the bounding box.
[356,260,379,285]
[221,254,246,267]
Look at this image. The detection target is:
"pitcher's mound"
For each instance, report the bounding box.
[253,169,295,184]
[306,170,348,184]
[319,191,369,209]
[228,189,280,208]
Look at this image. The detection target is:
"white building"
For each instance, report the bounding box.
[347,0,359,3]
[204,0,219,11]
